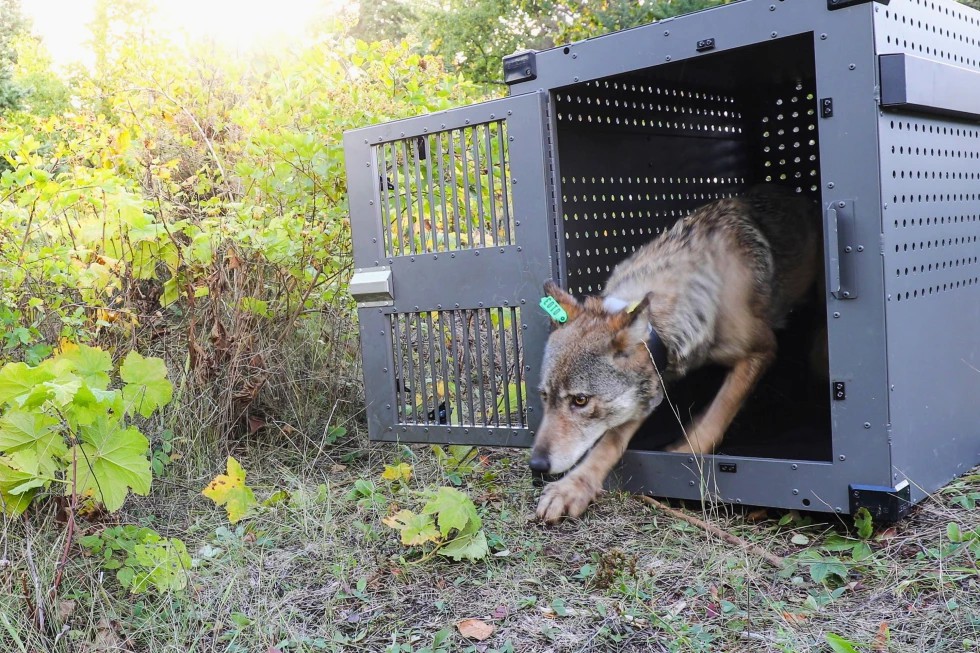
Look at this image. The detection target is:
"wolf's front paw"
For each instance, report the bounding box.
[536,477,599,524]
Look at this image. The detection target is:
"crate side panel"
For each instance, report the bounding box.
[879,113,980,499]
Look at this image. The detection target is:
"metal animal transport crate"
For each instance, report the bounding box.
[344,0,980,519]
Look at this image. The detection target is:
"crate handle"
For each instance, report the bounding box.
[826,201,858,300]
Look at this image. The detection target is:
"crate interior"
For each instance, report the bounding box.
[553,33,832,461]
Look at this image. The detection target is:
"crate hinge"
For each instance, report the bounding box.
[849,481,911,521]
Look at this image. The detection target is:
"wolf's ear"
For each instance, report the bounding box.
[543,280,581,324]
[612,292,653,350]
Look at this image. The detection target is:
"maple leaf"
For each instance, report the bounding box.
[0,452,47,516]
[381,462,412,482]
[70,385,123,427]
[0,410,67,476]
[202,456,257,523]
[422,486,480,537]
[60,344,113,390]
[0,362,55,407]
[438,519,489,561]
[71,416,152,512]
[120,352,173,418]
[383,509,439,545]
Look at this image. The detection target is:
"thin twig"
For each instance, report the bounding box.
[636,495,785,570]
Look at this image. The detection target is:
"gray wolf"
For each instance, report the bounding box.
[531,185,821,523]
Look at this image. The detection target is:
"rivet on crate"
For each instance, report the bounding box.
[833,312,840,318]
[517,246,523,252]
[793,489,799,495]
[849,64,856,70]
[689,480,695,486]
[827,182,835,188]
[521,299,526,305]
[791,464,798,470]
[770,31,777,38]
[664,56,671,62]
[839,455,846,461]
[663,30,669,36]
[820,33,827,40]
[864,422,871,429]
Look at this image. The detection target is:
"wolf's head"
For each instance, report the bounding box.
[530,281,665,475]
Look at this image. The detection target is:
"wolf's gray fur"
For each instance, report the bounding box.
[532,185,821,523]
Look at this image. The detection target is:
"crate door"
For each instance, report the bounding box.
[344,92,555,446]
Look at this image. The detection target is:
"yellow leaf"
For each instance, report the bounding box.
[202,456,257,523]
[381,462,412,482]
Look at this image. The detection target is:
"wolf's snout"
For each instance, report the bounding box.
[529,451,550,474]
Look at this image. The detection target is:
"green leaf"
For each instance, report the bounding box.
[947,522,963,543]
[854,507,873,540]
[120,352,172,418]
[422,486,480,537]
[438,528,489,562]
[825,633,861,653]
[70,385,122,427]
[790,533,809,546]
[0,362,54,406]
[60,344,112,390]
[116,566,135,589]
[383,509,440,546]
[130,537,190,593]
[71,416,152,511]
[0,410,66,476]
[0,453,43,516]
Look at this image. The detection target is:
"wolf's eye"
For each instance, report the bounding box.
[571,394,591,408]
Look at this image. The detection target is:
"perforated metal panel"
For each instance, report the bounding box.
[554,35,820,296]
[875,0,980,502]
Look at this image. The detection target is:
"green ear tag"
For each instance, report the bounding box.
[539,296,568,323]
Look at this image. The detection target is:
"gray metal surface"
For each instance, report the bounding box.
[880,53,980,121]
[874,0,980,506]
[344,92,557,446]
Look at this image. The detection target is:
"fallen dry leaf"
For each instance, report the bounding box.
[457,618,494,641]
[746,508,768,522]
[491,605,509,619]
[877,526,899,541]
[782,611,807,624]
[872,621,890,652]
[57,600,76,621]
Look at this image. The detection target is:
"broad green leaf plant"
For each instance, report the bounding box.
[0,344,172,516]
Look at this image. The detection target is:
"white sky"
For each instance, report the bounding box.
[23,0,349,67]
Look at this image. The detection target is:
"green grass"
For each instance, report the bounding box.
[1,433,979,653]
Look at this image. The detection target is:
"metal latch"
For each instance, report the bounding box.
[350,266,393,307]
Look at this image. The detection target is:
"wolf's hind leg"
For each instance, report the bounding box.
[536,419,642,524]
